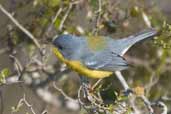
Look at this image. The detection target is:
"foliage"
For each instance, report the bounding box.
[0,68,10,84]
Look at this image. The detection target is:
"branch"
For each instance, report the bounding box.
[152,101,167,114]
[115,71,155,114]
[142,12,151,28]
[53,82,77,102]
[93,0,103,35]
[44,7,63,38]
[12,94,37,114]
[96,0,102,26]
[115,71,130,90]
[22,94,37,114]
[59,3,73,31]
[0,4,42,54]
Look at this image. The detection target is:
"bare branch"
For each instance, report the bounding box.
[92,79,103,90]
[22,94,37,114]
[142,12,151,28]
[115,71,130,90]
[0,4,42,53]
[152,101,167,114]
[115,71,156,114]
[52,8,63,24]
[44,7,63,38]
[59,3,73,31]
[53,82,77,102]
[93,0,103,35]
[41,110,48,114]
[145,72,159,96]
[12,94,37,114]
[140,95,153,114]
[9,55,23,75]
[96,0,102,26]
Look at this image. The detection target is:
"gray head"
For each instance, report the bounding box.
[53,34,84,59]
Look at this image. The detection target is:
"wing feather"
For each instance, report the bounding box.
[82,51,129,71]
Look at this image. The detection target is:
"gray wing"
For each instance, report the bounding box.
[82,51,129,71]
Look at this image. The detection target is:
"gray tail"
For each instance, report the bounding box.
[119,28,157,55]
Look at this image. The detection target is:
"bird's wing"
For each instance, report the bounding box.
[82,51,129,71]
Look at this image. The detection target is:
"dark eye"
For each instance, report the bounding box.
[58,45,63,50]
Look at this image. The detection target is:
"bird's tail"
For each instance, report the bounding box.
[118,28,157,55]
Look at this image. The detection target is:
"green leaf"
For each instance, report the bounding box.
[0,68,10,78]
[54,18,61,29]
[0,68,10,84]
[130,6,140,17]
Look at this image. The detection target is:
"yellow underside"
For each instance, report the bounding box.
[52,47,113,78]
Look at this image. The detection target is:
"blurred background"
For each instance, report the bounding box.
[0,0,171,114]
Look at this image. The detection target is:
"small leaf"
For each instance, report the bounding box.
[54,18,61,29]
[1,68,10,78]
[130,6,140,17]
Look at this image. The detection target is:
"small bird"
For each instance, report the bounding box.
[53,28,157,78]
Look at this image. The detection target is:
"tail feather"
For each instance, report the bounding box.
[127,28,157,43]
[117,28,157,56]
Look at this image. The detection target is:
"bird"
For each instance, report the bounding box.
[52,28,157,78]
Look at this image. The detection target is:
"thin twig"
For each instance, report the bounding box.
[12,94,37,114]
[9,54,27,81]
[9,55,23,75]
[92,79,103,90]
[53,82,77,102]
[129,96,141,114]
[159,102,167,114]
[93,0,102,35]
[140,95,154,114]
[52,8,63,24]
[151,101,167,114]
[162,95,171,101]
[142,12,151,28]
[115,71,140,114]
[0,4,42,53]
[6,75,23,85]
[115,71,130,90]
[115,71,155,114]
[77,85,85,105]
[96,0,102,25]
[77,85,93,113]
[44,7,63,38]
[145,72,159,96]
[59,3,73,31]
[41,110,48,114]
[23,94,37,114]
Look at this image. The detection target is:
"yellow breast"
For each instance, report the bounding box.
[52,47,113,78]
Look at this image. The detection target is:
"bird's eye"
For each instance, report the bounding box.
[58,45,63,50]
